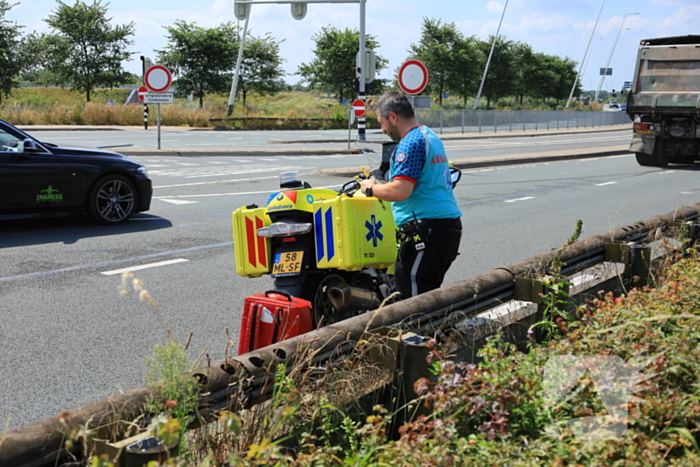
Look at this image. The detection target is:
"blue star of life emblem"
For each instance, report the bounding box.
[365,215,383,247]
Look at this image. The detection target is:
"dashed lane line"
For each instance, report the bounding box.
[504,196,535,203]
[0,243,231,283]
[101,259,190,276]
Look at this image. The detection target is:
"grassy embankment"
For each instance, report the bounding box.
[0,87,355,129]
[0,87,600,129]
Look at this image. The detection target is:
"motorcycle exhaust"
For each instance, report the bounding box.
[328,282,381,313]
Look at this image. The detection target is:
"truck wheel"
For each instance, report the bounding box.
[652,139,670,167]
[635,152,657,166]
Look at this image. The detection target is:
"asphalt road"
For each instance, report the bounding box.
[1,128,696,430]
[24,125,631,158]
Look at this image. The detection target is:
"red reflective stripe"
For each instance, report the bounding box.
[245,217,256,267]
[394,175,417,186]
[256,217,267,267]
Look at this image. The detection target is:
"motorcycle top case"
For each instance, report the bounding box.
[313,195,396,271]
[238,290,313,355]
[232,205,272,278]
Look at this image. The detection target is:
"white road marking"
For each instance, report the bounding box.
[504,196,535,203]
[101,258,189,276]
[681,192,695,195]
[595,181,618,186]
[175,162,199,166]
[153,174,282,189]
[153,183,341,199]
[159,198,199,205]
[658,170,675,175]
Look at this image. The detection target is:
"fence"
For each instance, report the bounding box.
[3,202,698,467]
[414,109,631,134]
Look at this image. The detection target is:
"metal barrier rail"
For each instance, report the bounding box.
[3,203,699,467]
[414,109,631,134]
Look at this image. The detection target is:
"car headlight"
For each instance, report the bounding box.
[136,166,149,177]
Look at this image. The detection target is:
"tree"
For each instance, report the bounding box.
[234,33,285,106]
[0,1,26,103]
[298,26,387,103]
[408,18,468,106]
[475,35,515,108]
[39,1,135,101]
[158,22,285,108]
[157,21,238,108]
[449,36,482,106]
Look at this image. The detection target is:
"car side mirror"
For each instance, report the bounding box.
[23,139,41,153]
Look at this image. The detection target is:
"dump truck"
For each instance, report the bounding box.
[627,35,700,167]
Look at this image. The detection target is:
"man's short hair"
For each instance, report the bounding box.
[376,91,414,120]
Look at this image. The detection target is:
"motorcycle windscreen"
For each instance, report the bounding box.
[232,206,272,277]
[313,195,397,271]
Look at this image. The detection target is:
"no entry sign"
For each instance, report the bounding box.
[352,99,365,117]
[144,65,172,93]
[398,60,429,95]
[137,86,148,102]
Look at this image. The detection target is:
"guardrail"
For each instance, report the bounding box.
[2,202,698,467]
[414,109,631,134]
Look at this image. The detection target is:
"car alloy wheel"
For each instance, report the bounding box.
[89,175,137,225]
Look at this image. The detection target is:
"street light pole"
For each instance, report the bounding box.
[473,0,508,110]
[594,12,638,103]
[358,0,366,141]
[566,0,605,108]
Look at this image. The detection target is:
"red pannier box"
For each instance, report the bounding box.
[237,290,313,355]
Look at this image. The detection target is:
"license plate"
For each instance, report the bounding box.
[272,251,304,277]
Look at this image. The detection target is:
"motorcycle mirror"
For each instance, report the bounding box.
[449,166,462,188]
[340,180,360,196]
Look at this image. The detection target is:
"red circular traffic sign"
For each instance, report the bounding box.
[137,85,148,101]
[398,60,429,95]
[144,65,172,93]
[352,99,365,117]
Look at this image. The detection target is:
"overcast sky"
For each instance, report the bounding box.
[11,0,700,93]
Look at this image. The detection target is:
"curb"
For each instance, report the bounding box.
[119,148,365,157]
[315,146,632,178]
[267,124,631,145]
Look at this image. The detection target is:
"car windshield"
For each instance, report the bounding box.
[637,60,700,92]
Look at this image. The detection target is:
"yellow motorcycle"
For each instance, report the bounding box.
[232,170,397,326]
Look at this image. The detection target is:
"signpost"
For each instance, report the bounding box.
[144,65,173,150]
[398,59,429,95]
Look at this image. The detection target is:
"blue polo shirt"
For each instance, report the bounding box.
[389,125,461,226]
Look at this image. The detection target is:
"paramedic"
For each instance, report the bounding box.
[359,91,462,299]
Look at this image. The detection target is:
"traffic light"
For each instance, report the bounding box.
[612,89,617,98]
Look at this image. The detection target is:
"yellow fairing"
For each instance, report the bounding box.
[314,195,396,271]
[232,206,272,278]
[265,188,337,214]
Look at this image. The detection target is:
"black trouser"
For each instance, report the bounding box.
[395,218,462,299]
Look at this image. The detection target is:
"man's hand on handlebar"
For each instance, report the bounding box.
[359,178,376,197]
